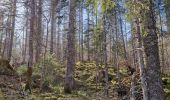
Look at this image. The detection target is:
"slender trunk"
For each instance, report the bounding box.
[62,12,67,62]
[57,13,61,60]
[109,26,112,62]
[0,14,4,55]
[0,33,3,56]
[25,0,35,93]
[158,2,164,74]
[78,3,81,61]
[35,0,42,62]
[50,0,58,54]
[165,0,170,34]
[115,9,120,83]
[8,0,16,61]
[23,9,29,63]
[2,32,7,58]
[80,2,84,61]
[136,18,149,100]
[22,26,25,62]
[95,5,99,93]
[64,0,76,93]
[87,8,90,61]
[130,23,136,100]
[119,11,127,59]
[45,19,50,56]
[103,14,109,97]
[3,16,10,59]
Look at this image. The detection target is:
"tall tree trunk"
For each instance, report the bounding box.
[22,26,25,63]
[57,12,61,61]
[80,1,84,61]
[50,0,58,54]
[64,0,76,93]
[103,14,109,97]
[45,17,50,56]
[0,32,3,56]
[136,18,149,100]
[119,11,127,59]
[25,0,35,93]
[22,7,29,64]
[87,8,90,61]
[130,23,136,100]
[3,16,10,59]
[35,0,42,62]
[62,12,67,62]
[165,0,170,34]
[8,0,16,61]
[142,0,164,99]
[94,5,99,93]
[23,18,28,63]
[158,2,164,74]
[78,3,81,61]
[0,14,4,55]
[114,9,120,83]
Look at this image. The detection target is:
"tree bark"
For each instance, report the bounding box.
[50,0,58,54]
[87,8,90,61]
[57,20,61,61]
[165,0,170,35]
[103,14,109,97]
[130,22,137,100]
[22,6,29,64]
[0,14,4,55]
[45,17,50,56]
[25,0,35,93]
[64,0,76,93]
[35,0,42,62]
[7,0,16,61]
[142,0,165,99]
[136,18,149,100]
[119,10,127,59]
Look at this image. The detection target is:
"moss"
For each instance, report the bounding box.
[0,90,5,100]
[45,96,58,100]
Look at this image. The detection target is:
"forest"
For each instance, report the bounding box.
[0,0,170,100]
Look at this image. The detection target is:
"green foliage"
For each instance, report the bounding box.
[75,62,97,84]
[143,31,149,37]
[164,88,170,93]
[125,0,149,21]
[28,94,40,100]
[16,64,27,76]
[162,77,170,84]
[162,76,170,98]
[0,90,5,100]
[101,0,116,13]
[86,0,96,7]
[85,0,116,14]
[111,80,117,86]
[164,0,170,4]
[119,68,128,75]
[33,53,65,87]
[72,90,91,100]
[53,85,64,94]
[16,54,63,93]
[92,25,103,48]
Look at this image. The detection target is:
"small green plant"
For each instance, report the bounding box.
[16,65,27,76]
[53,85,64,94]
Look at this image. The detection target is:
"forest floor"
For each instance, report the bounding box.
[0,61,170,100]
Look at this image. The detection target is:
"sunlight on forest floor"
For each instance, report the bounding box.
[0,61,169,100]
